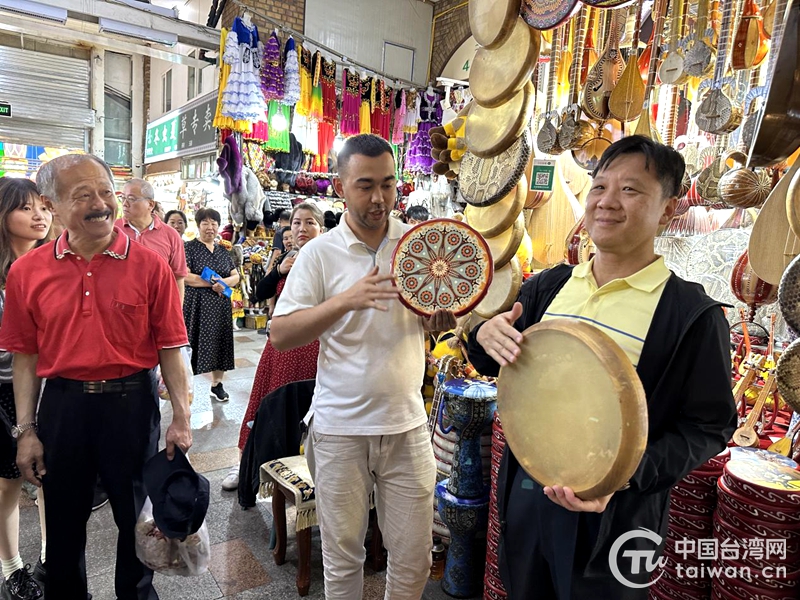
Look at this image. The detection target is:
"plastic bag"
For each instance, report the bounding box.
[156,346,194,405]
[135,497,210,577]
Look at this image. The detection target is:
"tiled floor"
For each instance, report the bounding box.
[18,330,478,599]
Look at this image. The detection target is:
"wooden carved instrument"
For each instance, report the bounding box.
[572,120,622,171]
[763,0,778,38]
[731,0,770,70]
[696,144,739,204]
[718,155,772,208]
[748,160,800,284]
[733,355,767,416]
[469,0,521,50]
[740,84,766,150]
[582,0,638,8]
[582,9,626,121]
[731,249,779,309]
[520,0,579,31]
[659,86,681,147]
[557,19,574,101]
[497,319,648,499]
[565,216,595,264]
[633,0,669,140]
[682,0,716,77]
[608,1,646,122]
[580,7,599,86]
[788,166,800,239]
[658,0,691,85]
[536,26,565,155]
[733,369,777,447]
[559,8,595,151]
[748,0,800,167]
[695,0,743,134]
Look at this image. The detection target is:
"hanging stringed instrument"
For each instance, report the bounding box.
[682,0,716,77]
[763,0,778,37]
[559,7,596,151]
[581,9,626,121]
[608,1,646,121]
[695,0,743,134]
[748,160,800,284]
[633,0,669,140]
[557,20,574,101]
[658,0,691,85]
[740,69,765,150]
[731,0,770,69]
[580,7,599,86]
[536,26,565,155]
[748,0,799,167]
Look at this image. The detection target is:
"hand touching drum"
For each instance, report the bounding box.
[476,302,525,366]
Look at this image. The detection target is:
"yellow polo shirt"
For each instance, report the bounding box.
[540,257,671,367]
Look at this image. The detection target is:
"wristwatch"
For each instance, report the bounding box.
[10,422,36,439]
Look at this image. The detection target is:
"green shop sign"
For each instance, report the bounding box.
[144,93,217,163]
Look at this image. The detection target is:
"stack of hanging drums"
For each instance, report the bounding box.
[484,411,508,599]
[650,450,729,600]
[712,454,800,600]
[461,0,540,319]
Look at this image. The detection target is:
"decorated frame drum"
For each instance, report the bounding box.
[392,219,493,317]
[497,319,648,499]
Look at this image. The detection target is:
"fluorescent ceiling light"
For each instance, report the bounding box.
[0,0,67,24]
[98,17,178,46]
[110,0,177,19]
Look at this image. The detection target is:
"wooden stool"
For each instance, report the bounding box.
[260,455,386,597]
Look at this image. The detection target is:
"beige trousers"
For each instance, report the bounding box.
[306,421,436,600]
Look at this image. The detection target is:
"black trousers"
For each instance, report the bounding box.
[38,370,160,600]
[500,469,649,600]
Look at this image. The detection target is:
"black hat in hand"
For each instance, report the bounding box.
[143,448,210,540]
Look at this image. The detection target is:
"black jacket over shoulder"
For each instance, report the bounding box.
[238,379,315,508]
[467,265,737,581]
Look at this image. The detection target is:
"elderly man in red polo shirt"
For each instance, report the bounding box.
[0,154,192,600]
[116,178,187,302]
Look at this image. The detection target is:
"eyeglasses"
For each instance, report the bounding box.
[121,195,151,204]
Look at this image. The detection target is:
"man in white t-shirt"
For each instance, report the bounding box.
[270,134,455,600]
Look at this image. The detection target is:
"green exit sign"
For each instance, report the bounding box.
[0,102,10,118]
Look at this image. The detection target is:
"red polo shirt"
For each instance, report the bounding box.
[115,217,188,278]
[0,227,188,381]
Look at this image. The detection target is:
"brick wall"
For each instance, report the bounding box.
[429,0,470,82]
[221,0,305,33]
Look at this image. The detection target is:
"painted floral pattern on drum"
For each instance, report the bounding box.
[392,219,493,317]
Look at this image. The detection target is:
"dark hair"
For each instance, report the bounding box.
[164,210,187,226]
[406,205,430,222]
[278,226,292,239]
[0,177,49,287]
[337,134,394,177]
[278,209,292,222]
[323,210,337,230]
[291,202,324,227]
[195,207,222,226]
[592,135,685,199]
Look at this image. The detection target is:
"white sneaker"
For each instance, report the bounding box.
[221,466,239,491]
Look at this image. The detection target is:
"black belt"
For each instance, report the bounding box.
[50,370,152,395]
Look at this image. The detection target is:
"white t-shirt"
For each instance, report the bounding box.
[273,215,427,436]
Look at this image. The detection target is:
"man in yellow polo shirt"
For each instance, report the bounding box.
[468,136,736,599]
